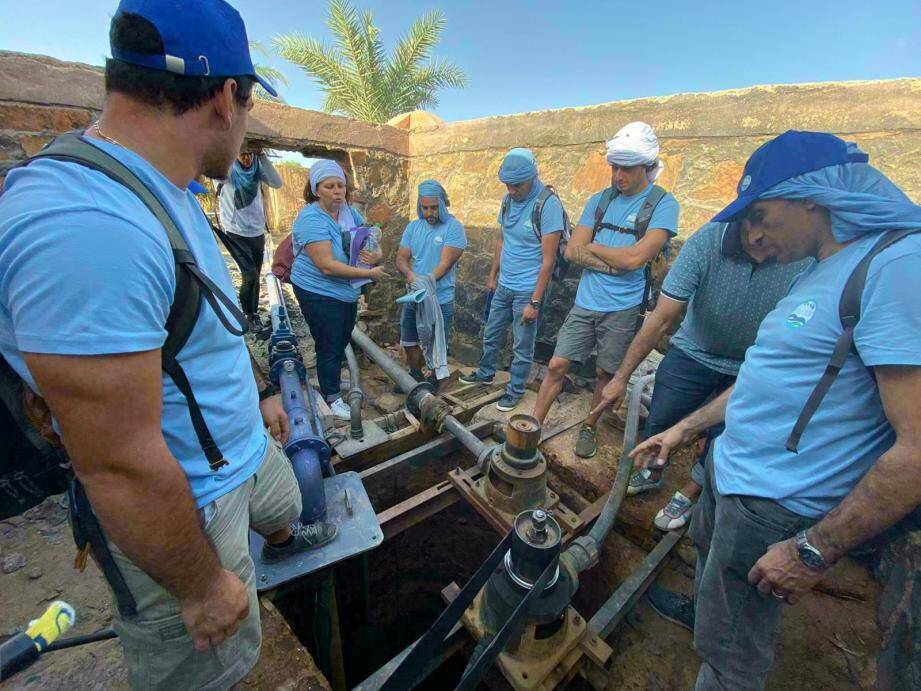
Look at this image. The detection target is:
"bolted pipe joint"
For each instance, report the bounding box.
[562,535,600,574]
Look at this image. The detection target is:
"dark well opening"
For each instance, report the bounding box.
[273,476,498,688]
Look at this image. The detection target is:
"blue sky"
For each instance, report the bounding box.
[0,0,918,122]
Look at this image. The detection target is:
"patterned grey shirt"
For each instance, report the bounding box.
[661,222,812,375]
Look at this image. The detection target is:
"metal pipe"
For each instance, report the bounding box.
[350,327,418,395]
[442,414,489,459]
[344,345,364,440]
[564,373,656,573]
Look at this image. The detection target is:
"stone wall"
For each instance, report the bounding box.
[406,79,921,362]
[2,50,919,363]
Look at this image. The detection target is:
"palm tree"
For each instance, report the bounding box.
[249,41,289,102]
[273,0,467,123]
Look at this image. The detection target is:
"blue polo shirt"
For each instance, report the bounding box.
[498,191,564,292]
[662,223,811,375]
[714,232,921,518]
[290,203,365,303]
[575,185,679,312]
[0,137,266,508]
[399,217,467,304]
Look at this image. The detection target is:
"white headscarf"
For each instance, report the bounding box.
[605,121,664,183]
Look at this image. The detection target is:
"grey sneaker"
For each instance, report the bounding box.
[261,522,338,563]
[496,394,521,412]
[574,424,597,458]
[645,585,695,631]
[459,371,494,385]
[654,491,695,531]
[627,468,663,496]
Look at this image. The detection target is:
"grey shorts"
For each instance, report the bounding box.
[104,436,301,690]
[553,305,639,374]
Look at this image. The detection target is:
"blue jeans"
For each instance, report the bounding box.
[475,285,538,398]
[645,346,736,483]
[399,301,454,348]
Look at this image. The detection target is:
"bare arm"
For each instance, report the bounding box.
[305,240,384,280]
[487,232,503,291]
[564,224,620,275]
[24,349,248,647]
[257,153,283,189]
[629,384,734,469]
[810,366,921,561]
[613,297,686,386]
[588,228,671,272]
[432,246,464,281]
[396,246,414,282]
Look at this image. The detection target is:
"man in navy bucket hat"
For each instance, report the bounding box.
[630,130,921,688]
[0,1,337,687]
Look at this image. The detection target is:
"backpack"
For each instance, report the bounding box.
[272,222,355,283]
[592,184,668,328]
[785,227,921,453]
[500,185,572,280]
[0,132,248,519]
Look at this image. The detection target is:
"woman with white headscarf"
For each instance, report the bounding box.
[290,159,387,419]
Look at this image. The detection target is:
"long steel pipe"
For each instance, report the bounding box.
[350,327,419,395]
[344,345,364,440]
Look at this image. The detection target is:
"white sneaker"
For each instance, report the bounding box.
[654,491,695,531]
[329,397,351,420]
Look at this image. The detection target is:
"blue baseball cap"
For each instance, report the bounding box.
[712,130,868,222]
[111,0,278,98]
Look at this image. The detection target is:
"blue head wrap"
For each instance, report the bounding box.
[229,156,260,209]
[309,159,346,195]
[757,144,921,242]
[498,148,538,185]
[417,179,451,224]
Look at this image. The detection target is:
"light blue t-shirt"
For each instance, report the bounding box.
[399,217,467,304]
[714,232,921,518]
[498,194,564,292]
[290,203,365,303]
[0,138,266,508]
[575,185,679,312]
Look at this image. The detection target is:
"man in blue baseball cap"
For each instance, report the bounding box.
[0,2,334,687]
[630,130,921,688]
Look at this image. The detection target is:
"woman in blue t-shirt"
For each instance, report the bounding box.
[290,160,385,418]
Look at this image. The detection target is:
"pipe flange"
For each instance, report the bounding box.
[503,551,559,591]
[565,535,600,572]
[405,381,435,418]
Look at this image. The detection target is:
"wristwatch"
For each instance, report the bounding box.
[529,299,542,310]
[795,530,829,570]
[258,383,279,401]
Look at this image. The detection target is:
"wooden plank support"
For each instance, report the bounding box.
[377,481,461,541]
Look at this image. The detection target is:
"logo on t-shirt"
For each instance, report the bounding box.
[434,234,444,246]
[786,300,817,329]
[626,213,637,227]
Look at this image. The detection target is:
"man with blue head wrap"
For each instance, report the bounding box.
[459,148,564,411]
[630,131,921,690]
[396,180,467,380]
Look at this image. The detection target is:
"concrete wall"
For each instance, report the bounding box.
[406,79,921,363]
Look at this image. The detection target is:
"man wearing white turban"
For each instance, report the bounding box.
[532,122,679,459]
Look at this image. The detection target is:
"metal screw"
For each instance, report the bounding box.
[284,361,295,372]
[259,574,268,583]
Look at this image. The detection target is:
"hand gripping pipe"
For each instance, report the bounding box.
[264,270,332,525]
[562,373,656,575]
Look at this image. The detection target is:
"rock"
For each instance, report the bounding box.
[27,566,43,580]
[2,553,27,574]
[375,393,403,414]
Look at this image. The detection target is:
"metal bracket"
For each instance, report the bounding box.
[249,472,382,591]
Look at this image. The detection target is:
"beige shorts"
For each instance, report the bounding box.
[104,436,301,690]
[553,305,640,374]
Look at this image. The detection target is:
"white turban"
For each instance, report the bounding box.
[605,121,664,183]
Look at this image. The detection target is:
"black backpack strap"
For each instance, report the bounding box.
[531,186,554,241]
[785,228,921,452]
[27,133,245,470]
[499,194,510,229]
[634,184,667,239]
[592,187,617,241]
